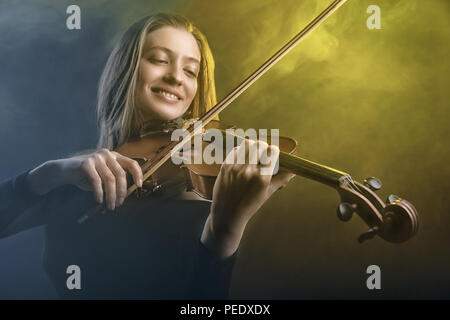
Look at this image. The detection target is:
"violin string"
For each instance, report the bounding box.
[342,175,361,194]
[344,176,357,192]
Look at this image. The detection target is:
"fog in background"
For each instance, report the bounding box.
[0,0,449,298]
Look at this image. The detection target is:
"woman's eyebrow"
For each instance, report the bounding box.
[148,46,200,65]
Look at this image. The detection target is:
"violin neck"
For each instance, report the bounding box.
[279,152,348,188]
[213,127,348,187]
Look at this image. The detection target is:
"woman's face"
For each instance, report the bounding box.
[136,26,201,122]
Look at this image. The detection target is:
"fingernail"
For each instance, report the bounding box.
[138,178,143,188]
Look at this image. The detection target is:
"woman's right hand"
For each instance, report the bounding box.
[27,149,143,211]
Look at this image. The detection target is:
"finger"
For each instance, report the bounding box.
[246,140,259,165]
[269,170,296,194]
[259,145,280,176]
[105,156,127,206]
[95,159,116,211]
[82,159,104,204]
[236,139,250,165]
[115,154,143,188]
[244,164,270,187]
[224,146,239,165]
[255,140,270,167]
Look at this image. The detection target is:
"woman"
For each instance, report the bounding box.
[0,13,294,299]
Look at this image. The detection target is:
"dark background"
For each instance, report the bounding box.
[0,0,449,299]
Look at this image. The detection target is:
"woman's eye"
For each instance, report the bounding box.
[185,69,197,78]
[150,58,168,64]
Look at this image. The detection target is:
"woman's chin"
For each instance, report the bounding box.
[148,111,184,122]
[157,111,184,121]
[138,99,190,122]
[142,108,183,122]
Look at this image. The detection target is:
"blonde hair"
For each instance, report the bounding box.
[96,13,217,150]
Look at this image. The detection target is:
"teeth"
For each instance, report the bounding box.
[157,89,179,100]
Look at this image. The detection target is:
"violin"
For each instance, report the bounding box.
[78,0,419,244]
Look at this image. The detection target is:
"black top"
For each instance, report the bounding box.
[0,169,237,299]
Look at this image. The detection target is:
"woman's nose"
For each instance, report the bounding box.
[163,65,183,85]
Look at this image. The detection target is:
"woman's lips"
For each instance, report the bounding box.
[151,88,181,104]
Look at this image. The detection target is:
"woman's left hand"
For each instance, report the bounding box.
[201,139,295,258]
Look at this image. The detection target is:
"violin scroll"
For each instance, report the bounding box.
[336,176,419,243]
[378,197,419,243]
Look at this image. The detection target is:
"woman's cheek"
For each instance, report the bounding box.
[190,81,198,102]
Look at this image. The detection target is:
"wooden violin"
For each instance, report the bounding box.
[78,0,419,243]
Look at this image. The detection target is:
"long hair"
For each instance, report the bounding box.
[96,13,217,150]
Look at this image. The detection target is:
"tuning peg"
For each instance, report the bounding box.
[387,194,401,204]
[337,202,357,222]
[363,177,382,191]
[358,226,379,243]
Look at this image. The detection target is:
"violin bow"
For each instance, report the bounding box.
[78,0,349,224]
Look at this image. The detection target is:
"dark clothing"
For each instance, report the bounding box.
[0,169,237,299]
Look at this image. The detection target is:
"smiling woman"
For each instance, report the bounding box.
[136,27,201,121]
[97,14,217,150]
[0,13,294,299]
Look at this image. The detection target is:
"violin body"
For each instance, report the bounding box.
[115,120,297,200]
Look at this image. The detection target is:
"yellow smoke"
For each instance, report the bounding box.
[107,0,450,297]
